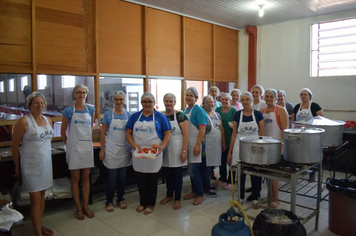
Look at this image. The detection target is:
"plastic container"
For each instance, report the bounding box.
[326,178,356,236]
[133,146,157,160]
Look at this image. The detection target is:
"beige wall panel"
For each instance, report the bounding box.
[215,26,238,82]
[98,0,144,75]
[36,0,85,15]
[146,8,181,77]
[184,18,213,80]
[0,0,31,72]
[36,1,95,73]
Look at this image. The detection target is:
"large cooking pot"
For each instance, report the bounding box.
[283,127,325,164]
[292,116,345,148]
[239,136,282,165]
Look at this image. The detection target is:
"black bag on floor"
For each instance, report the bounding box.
[253,209,306,236]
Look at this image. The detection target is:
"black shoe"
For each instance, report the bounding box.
[210,186,217,190]
[205,190,217,198]
[247,194,259,201]
[210,176,217,180]
[246,187,252,193]
[308,173,315,183]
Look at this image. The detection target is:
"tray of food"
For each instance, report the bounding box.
[133,144,159,159]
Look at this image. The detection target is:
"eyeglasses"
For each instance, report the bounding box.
[32,102,46,106]
[114,98,124,102]
[75,91,87,95]
[142,100,154,104]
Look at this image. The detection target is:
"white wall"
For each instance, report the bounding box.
[239,9,356,121]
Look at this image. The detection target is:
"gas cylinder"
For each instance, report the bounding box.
[211,208,252,236]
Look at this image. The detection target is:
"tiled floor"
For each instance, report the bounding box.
[10,170,354,236]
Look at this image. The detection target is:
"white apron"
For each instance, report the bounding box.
[66,106,94,170]
[183,105,202,163]
[296,101,313,121]
[232,111,259,164]
[263,106,282,139]
[163,112,187,167]
[205,113,222,167]
[132,111,163,173]
[103,110,131,169]
[20,114,53,192]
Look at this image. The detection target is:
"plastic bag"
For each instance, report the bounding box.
[326,178,356,199]
[253,209,306,236]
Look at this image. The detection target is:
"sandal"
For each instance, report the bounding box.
[118,201,127,209]
[173,201,181,210]
[193,196,205,205]
[252,200,260,209]
[136,205,145,213]
[160,197,173,205]
[183,192,197,200]
[75,208,85,220]
[144,206,154,215]
[106,203,114,212]
[271,201,280,209]
[83,206,95,218]
[41,226,53,236]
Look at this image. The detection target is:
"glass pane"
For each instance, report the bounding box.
[148,78,182,111]
[320,18,356,30]
[185,80,212,107]
[319,68,356,76]
[319,27,356,38]
[319,44,356,53]
[319,52,356,61]
[319,60,356,69]
[319,35,356,46]
[99,76,144,114]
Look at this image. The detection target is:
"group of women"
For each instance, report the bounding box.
[11,83,323,235]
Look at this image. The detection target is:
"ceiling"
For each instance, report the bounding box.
[124,0,356,29]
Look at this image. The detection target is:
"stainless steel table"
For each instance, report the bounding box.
[233,161,322,230]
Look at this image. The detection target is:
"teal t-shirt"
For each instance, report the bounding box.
[215,106,237,147]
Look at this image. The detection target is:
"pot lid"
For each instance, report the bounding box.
[284,127,325,134]
[239,136,281,144]
[292,116,345,126]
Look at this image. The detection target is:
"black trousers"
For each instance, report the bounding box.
[135,171,159,207]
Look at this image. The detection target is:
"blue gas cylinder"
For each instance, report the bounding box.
[211,208,252,236]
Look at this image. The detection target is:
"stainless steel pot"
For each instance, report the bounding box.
[239,136,282,165]
[292,116,345,148]
[283,127,325,164]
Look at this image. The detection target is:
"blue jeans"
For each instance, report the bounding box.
[163,167,183,201]
[199,157,212,192]
[188,162,204,196]
[106,167,127,206]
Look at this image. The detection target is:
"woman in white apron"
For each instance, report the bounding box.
[208,86,222,110]
[182,87,207,205]
[213,93,237,190]
[290,88,323,182]
[277,90,294,119]
[99,91,132,212]
[230,89,243,111]
[11,92,54,236]
[227,92,265,208]
[61,84,95,220]
[126,92,171,215]
[261,89,288,208]
[200,95,223,197]
[159,93,189,210]
[251,84,267,111]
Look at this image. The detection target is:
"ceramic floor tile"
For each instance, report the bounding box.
[147,226,188,236]
[148,204,197,226]
[82,225,124,236]
[51,216,107,236]
[111,214,167,236]
[95,206,139,225]
[170,214,218,236]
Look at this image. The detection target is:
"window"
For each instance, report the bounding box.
[0,81,4,93]
[311,17,356,77]
[149,77,182,111]
[185,80,212,106]
[37,75,47,90]
[9,78,14,92]
[20,76,28,91]
[61,75,75,88]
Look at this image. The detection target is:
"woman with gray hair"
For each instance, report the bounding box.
[99,90,132,212]
[277,90,294,117]
[126,92,171,215]
[209,86,222,110]
[159,93,189,210]
[251,85,267,111]
[230,89,243,111]
[61,84,96,220]
[183,87,208,205]
[11,92,54,236]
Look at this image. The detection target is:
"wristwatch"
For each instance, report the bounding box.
[182,150,187,153]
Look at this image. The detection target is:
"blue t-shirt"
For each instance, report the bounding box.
[233,110,264,133]
[102,110,132,129]
[62,105,95,129]
[183,105,208,129]
[126,109,171,140]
